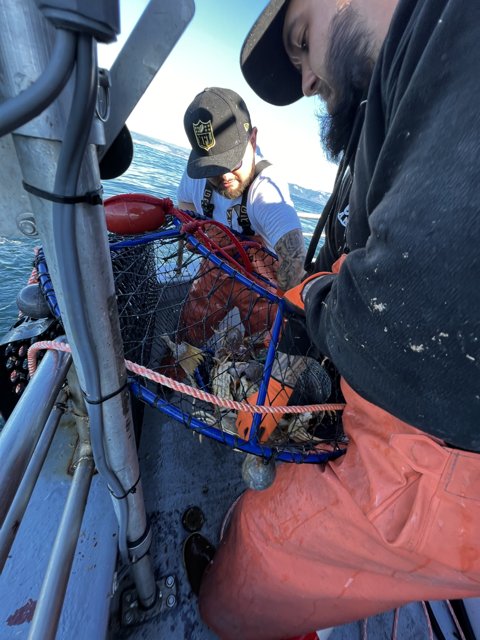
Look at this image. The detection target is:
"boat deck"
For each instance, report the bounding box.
[113,400,243,639]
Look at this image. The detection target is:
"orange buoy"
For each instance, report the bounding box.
[104,193,174,234]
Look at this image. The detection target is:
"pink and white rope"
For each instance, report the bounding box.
[27,341,346,415]
[27,268,38,285]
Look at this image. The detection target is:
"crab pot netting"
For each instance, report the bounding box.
[111,203,345,463]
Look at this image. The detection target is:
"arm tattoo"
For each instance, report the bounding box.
[274,228,306,291]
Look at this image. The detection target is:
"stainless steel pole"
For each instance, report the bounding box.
[0,0,156,606]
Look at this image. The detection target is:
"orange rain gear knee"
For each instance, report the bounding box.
[199,380,480,640]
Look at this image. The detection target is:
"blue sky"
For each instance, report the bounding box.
[98,0,338,193]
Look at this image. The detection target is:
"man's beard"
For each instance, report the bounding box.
[319,6,376,162]
[213,161,256,200]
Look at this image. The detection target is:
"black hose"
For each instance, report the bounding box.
[0,30,76,138]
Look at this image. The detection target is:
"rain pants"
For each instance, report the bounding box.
[199,380,480,639]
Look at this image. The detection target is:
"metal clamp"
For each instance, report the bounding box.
[121,576,178,627]
[127,524,153,563]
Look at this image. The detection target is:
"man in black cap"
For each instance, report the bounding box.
[178,86,305,292]
[177,86,305,348]
[195,2,480,639]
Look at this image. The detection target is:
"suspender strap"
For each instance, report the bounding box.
[238,159,271,236]
[200,159,272,234]
[251,159,272,182]
[201,182,215,217]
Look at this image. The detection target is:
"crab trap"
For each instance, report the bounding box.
[3,194,346,464]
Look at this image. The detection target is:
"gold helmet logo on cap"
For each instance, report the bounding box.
[193,120,216,151]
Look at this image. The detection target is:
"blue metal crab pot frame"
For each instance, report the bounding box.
[35,211,346,464]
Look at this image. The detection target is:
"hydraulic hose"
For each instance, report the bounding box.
[0,29,76,138]
[52,33,129,564]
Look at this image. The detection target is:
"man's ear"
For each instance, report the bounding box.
[250,126,258,150]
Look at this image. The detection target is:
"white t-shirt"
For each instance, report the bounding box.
[177,157,301,253]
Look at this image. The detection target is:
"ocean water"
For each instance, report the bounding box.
[0,132,329,336]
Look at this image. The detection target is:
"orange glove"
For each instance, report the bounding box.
[282,253,348,314]
[282,272,328,314]
[236,377,293,443]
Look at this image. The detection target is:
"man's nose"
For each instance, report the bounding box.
[301,62,319,98]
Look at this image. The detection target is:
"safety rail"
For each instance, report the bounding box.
[28,454,95,639]
[0,351,118,639]
[0,340,72,527]
[0,389,68,571]
[0,340,92,639]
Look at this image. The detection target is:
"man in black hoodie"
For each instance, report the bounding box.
[197,1,480,638]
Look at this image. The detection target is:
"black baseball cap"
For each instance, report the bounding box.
[184,87,252,179]
[240,0,302,106]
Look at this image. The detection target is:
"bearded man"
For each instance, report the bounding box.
[243,0,379,275]
[195,1,480,638]
[178,86,306,295]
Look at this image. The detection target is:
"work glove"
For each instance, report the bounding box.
[282,272,326,314]
[282,253,347,314]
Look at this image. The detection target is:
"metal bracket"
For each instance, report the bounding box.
[120,576,178,627]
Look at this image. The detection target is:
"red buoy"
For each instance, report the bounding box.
[104,193,174,235]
